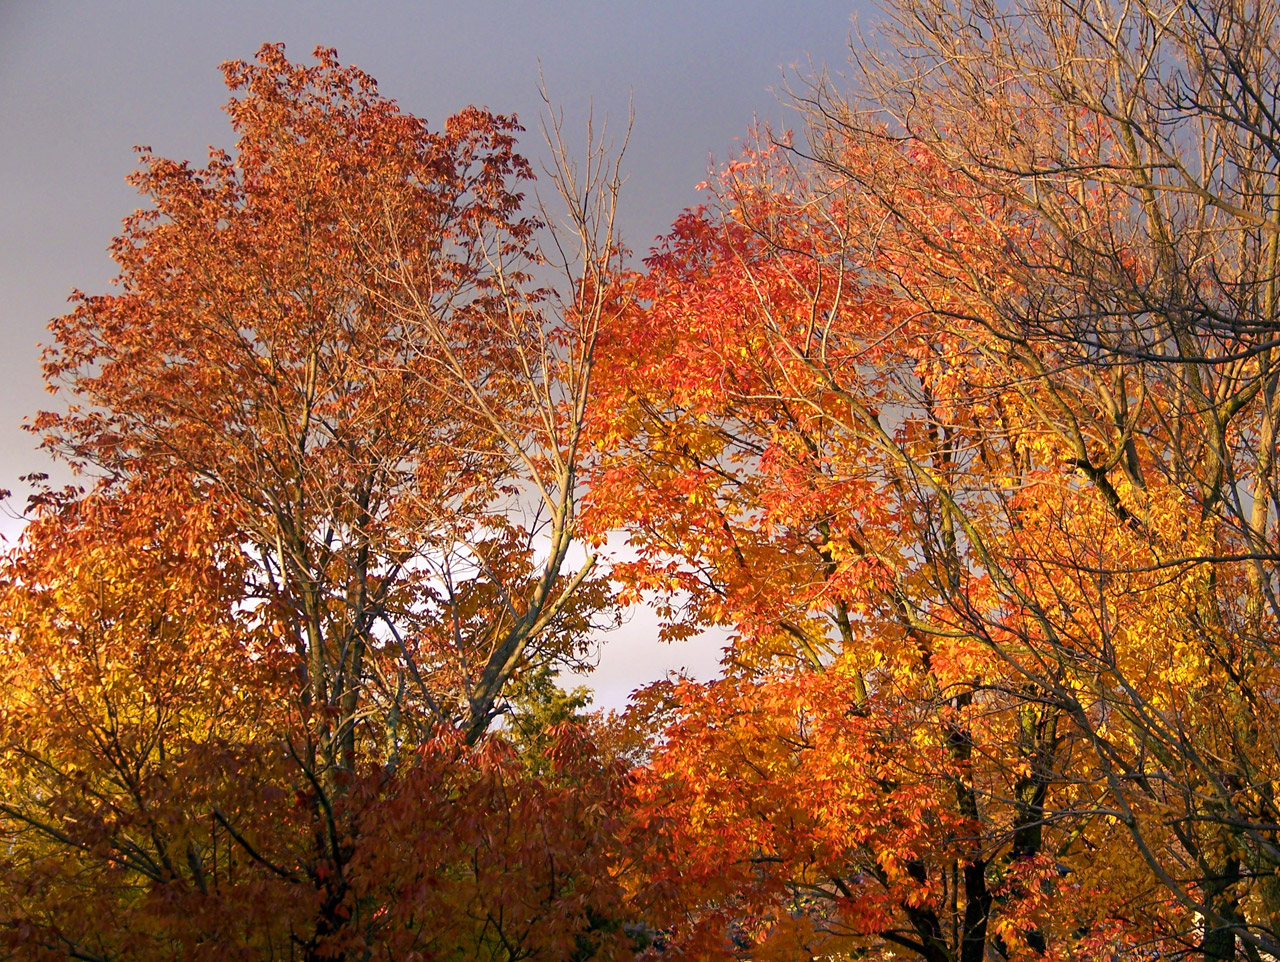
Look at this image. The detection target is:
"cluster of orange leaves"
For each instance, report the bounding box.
[4,41,1276,962]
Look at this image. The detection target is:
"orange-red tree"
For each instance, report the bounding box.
[591,5,1280,942]
[590,138,1197,959]
[37,43,619,760]
[0,44,634,962]
[788,0,1280,955]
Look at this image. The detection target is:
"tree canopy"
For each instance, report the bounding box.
[7,7,1280,959]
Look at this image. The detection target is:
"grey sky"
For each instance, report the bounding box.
[0,0,866,706]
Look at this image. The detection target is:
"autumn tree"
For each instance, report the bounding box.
[0,43,634,962]
[588,0,1280,958]
[37,43,626,763]
[591,143,1184,960]
[780,0,1280,956]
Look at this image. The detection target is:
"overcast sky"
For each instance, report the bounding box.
[0,0,868,707]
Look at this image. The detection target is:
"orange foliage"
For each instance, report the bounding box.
[8,17,1280,962]
[589,138,1196,960]
[1,45,631,962]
